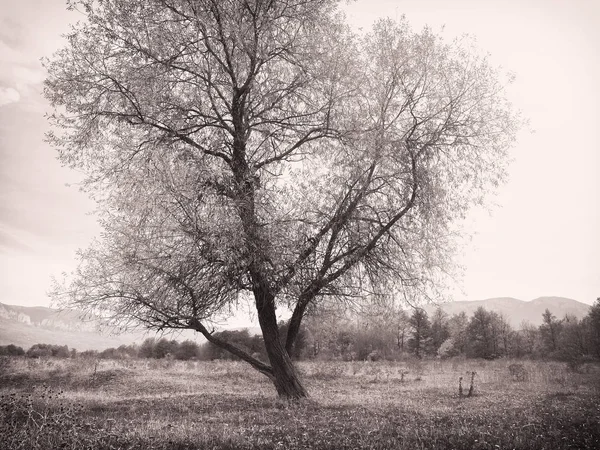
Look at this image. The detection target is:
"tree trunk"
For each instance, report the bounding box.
[255,287,308,399]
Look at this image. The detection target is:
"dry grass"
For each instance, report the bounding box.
[1,356,599,449]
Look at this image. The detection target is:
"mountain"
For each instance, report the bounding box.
[2,296,592,350]
[425,296,591,328]
[0,302,221,351]
[0,302,153,351]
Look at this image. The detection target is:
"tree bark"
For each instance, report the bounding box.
[285,293,311,355]
[254,286,308,399]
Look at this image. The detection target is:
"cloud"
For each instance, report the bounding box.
[0,228,32,253]
[0,86,20,107]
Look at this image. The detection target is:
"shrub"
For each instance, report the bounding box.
[0,345,25,357]
[25,344,70,359]
[0,385,115,449]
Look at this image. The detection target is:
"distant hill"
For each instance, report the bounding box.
[425,296,591,328]
[0,302,200,351]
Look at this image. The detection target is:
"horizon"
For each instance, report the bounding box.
[1,0,598,312]
[2,294,595,310]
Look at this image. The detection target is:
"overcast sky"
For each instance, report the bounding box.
[0,0,598,311]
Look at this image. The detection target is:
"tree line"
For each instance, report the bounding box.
[300,299,600,364]
[3,298,598,364]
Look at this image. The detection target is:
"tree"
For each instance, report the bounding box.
[175,340,201,360]
[539,309,562,356]
[430,307,450,354]
[440,311,469,357]
[25,344,70,359]
[394,308,411,353]
[0,345,25,356]
[557,314,586,361]
[513,321,538,357]
[466,307,497,359]
[205,329,257,360]
[46,0,520,398]
[586,298,600,358]
[153,338,179,358]
[494,313,512,357]
[407,308,432,358]
[139,337,157,359]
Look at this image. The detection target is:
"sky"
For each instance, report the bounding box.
[0,0,598,313]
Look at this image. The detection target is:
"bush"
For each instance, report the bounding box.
[175,340,201,360]
[26,344,70,359]
[0,345,25,357]
[0,385,117,449]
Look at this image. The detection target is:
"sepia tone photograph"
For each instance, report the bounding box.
[0,0,599,448]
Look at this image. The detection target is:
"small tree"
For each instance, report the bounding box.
[46,0,521,398]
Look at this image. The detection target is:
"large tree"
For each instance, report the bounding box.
[45,0,520,398]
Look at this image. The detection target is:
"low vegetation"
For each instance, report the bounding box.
[1,357,599,449]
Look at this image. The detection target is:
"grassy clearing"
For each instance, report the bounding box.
[1,357,599,449]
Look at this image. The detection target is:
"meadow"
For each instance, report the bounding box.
[1,356,599,449]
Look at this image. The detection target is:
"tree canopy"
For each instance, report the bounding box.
[46,0,521,398]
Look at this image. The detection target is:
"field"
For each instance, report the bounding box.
[1,357,599,449]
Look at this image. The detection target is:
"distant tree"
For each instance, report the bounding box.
[205,329,258,361]
[466,307,498,359]
[99,347,119,359]
[302,311,348,359]
[139,338,156,359]
[0,345,25,356]
[394,309,411,353]
[407,309,432,358]
[510,321,538,357]
[494,313,513,357]
[557,314,587,360]
[153,338,179,359]
[539,309,563,356]
[175,340,201,360]
[79,349,99,359]
[117,344,139,358]
[26,344,70,359]
[351,319,396,361]
[278,321,309,360]
[334,329,355,360]
[443,311,469,357]
[587,298,600,358]
[430,307,450,354]
[47,0,521,398]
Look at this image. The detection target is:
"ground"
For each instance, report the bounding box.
[1,357,599,449]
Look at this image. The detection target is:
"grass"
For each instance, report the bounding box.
[1,356,599,449]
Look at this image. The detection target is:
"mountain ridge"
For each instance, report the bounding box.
[425,296,591,327]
